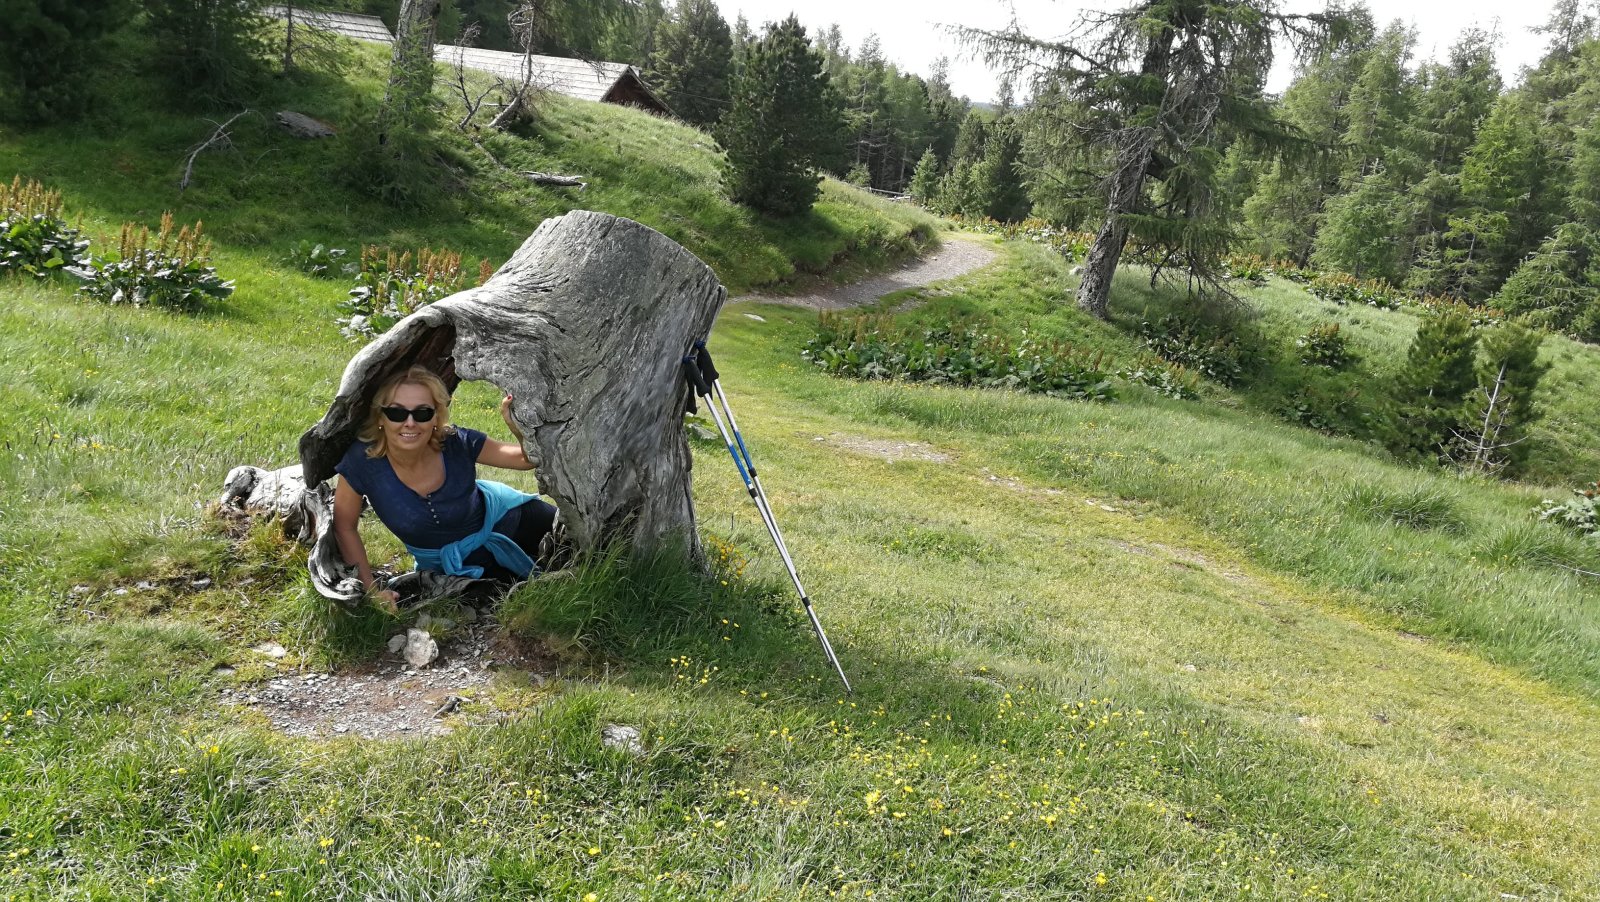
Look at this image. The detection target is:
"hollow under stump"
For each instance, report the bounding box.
[263,210,725,604]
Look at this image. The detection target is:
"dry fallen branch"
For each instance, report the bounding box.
[179,110,253,191]
[522,171,587,189]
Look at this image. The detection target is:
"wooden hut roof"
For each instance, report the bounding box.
[262,7,393,43]
[434,45,671,114]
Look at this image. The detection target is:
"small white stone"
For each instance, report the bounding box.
[253,642,288,659]
[601,724,645,757]
[743,313,767,322]
[387,634,408,654]
[404,628,438,668]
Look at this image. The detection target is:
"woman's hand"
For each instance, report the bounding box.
[500,394,524,441]
[371,587,400,614]
[481,394,535,470]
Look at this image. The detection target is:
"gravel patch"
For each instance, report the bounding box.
[813,432,954,463]
[747,236,997,310]
[219,615,553,740]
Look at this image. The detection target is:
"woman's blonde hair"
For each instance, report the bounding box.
[361,366,456,458]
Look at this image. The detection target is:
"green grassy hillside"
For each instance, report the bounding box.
[0,40,939,296]
[2,48,1599,902]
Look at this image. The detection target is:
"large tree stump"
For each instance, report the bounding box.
[296,211,726,598]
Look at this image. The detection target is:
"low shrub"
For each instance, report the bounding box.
[1225,254,1268,286]
[72,214,233,312]
[1537,483,1600,538]
[1118,359,1200,400]
[1135,310,1254,386]
[1280,380,1366,434]
[803,312,1115,402]
[0,175,89,278]
[1267,260,1314,284]
[338,245,466,340]
[1296,322,1355,369]
[284,240,351,279]
[1308,272,1402,309]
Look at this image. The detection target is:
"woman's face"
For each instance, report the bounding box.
[384,382,442,455]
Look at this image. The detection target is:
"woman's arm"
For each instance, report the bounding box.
[332,477,397,606]
[478,394,535,471]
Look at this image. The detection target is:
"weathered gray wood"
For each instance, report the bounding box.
[276,110,336,138]
[220,464,361,603]
[296,211,726,597]
[522,170,586,188]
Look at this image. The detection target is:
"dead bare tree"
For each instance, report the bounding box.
[1452,361,1525,475]
[446,24,502,130]
[489,2,546,130]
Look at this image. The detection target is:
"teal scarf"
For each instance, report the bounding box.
[405,480,540,579]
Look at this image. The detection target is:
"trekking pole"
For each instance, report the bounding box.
[681,351,852,694]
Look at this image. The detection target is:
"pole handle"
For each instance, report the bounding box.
[681,354,711,397]
[694,340,721,382]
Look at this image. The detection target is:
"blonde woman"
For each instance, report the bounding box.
[331,366,556,607]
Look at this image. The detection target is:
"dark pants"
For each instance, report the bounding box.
[464,498,558,582]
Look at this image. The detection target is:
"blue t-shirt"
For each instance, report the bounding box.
[335,427,523,552]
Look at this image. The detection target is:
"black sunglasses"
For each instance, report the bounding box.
[380,405,436,424]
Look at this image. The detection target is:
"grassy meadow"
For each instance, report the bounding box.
[3,46,1600,902]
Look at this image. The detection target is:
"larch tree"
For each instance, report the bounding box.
[964,0,1346,319]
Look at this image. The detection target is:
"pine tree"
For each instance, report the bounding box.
[649,0,733,128]
[1389,309,1479,460]
[144,0,270,105]
[730,13,753,77]
[717,16,845,216]
[0,0,129,121]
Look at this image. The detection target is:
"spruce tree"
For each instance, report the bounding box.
[1389,309,1479,460]
[717,16,845,216]
[1239,8,1374,262]
[909,147,941,205]
[924,58,966,167]
[1436,94,1553,300]
[976,119,1030,221]
[649,0,733,127]
[144,0,270,106]
[1312,168,1410,283]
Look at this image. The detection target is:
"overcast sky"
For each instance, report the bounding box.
[708,0,1559,103]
